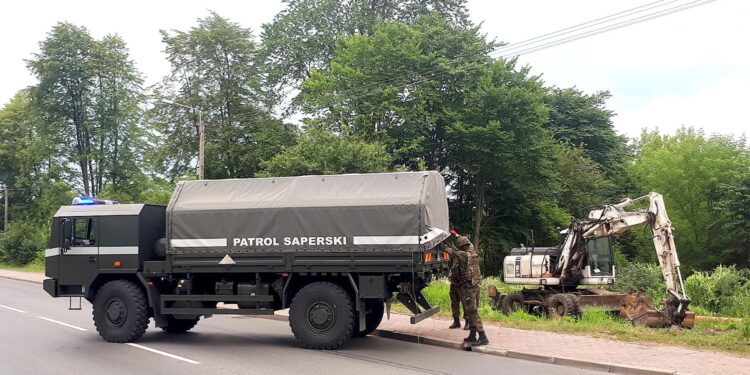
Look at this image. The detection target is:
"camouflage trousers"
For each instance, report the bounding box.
[461,285,484,331]
[450,283,480,321]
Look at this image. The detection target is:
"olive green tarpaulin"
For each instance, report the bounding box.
[166,171,449,254]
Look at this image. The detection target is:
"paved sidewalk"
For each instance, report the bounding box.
[376,313,749,375]
[0,268,46,283]
[4,269,748,375]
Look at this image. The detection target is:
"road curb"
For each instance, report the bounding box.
[252,309,676,375]
[0,272,677,375]
[371,326,675,375]
[0,272,45,284]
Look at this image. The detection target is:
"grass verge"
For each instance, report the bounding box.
[398,278,750,355]
[0,260,45,273]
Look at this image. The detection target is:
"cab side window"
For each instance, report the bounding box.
[72,218,97,246]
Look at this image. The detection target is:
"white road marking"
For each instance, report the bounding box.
[126,343,201,365]
[37,316,88,331]
[0,304,26,313]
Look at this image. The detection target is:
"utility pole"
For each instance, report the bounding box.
[2,184,7,231]
[198,110,204,181]
[162,100,206,180]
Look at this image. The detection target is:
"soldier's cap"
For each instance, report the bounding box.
[455,236,471,249]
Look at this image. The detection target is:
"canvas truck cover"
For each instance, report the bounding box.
[167,171,449,254]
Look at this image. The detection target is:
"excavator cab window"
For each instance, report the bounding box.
[586,238,614,276]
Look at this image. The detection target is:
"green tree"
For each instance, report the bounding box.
[0,91,72,224]
[28,23,146,197]
[260,127,392,177]
[300,14,495,170]
[28,23,97,195]
[261,0,471,104]
[150,12,297,180]
[631,128,750,270]
[445,59,555,263]
[544,88,628,175]
[715,174,750,266]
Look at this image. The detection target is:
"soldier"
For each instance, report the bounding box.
[453,235,489,346]
[445,231,465,329]
[448,258,466,328]
[445,232,478,330]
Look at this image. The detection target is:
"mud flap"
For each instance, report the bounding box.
[396,290,439,324]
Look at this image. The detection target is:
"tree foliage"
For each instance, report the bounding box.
[27,23,146,197]
[260,0,471,105]
[260,127,392,177]
[149,13,297,180]
[631,128,750,270]
[300,14,495,170]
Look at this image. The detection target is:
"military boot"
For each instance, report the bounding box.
[470,331,489,346]
[463,329,477,342]
[463,319,470,330]
[448,319,461,329]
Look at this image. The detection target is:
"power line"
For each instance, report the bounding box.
[305,0,718,106]
[492,0,678,55]
[498,0,716,59]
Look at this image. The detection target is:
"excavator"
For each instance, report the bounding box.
[488,192,695,328]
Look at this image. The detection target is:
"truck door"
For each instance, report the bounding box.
[59,217,99,295]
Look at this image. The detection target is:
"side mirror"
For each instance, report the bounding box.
[63,238,71,250]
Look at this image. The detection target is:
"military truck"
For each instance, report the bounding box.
[43,171,450,349]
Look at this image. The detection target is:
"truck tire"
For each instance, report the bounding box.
[353,300,385,338]
[160,316,200,334]
[547,293,581,318]
[92,280,150,343]
[289,281,354,350]
[502,292,526,315]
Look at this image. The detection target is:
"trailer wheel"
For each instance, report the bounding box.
[289,282,354,349]
[547,294,581,318]
[502,293,526,315]
[160,316,200,334]
[92,280,149,343]
[353,299,385,338]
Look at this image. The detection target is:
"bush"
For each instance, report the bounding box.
[684,266,750,317]
[0,221,47,264]
[610,262,666,301]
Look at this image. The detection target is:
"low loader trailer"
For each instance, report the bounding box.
[44,171,451,349]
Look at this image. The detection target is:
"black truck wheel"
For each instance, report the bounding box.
[92,280,150,343]
[502,292,526,315]
[353,299,385,338]
[160,316,200,334]
[547,293,581,318]
[289,281,354,349]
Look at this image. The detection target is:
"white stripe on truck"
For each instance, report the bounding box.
[99,246,139,255]
[353,227,446,245]
[170,238,228,247]
[170,228,446,248]
[45,246,139,257]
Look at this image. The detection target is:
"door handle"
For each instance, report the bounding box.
[88,256,97,263]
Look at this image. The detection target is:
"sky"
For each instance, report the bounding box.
[0,0,746,140]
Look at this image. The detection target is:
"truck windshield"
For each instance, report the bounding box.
[586,238,613,276]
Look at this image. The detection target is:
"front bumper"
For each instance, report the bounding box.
[43,278,58,297]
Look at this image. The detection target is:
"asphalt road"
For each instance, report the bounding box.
[0,277,605,375]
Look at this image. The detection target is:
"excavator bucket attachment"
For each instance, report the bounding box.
[620,290,695,328]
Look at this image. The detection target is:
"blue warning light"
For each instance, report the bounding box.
[72,196,118,205]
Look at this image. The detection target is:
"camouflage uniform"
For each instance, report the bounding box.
[458,242,483,332]
[449,252,464,323]
[445,236,488,345]
[448,244,479,326]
